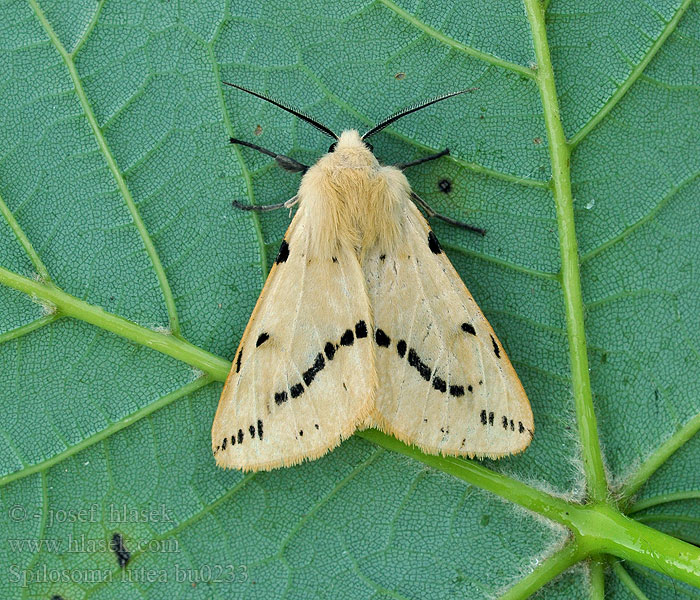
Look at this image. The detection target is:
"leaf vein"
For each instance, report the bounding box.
[27,0,182,335]
[376,0,537,80]
[569,0,695,147]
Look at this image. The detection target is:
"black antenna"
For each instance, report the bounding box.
[223,82,339,140]
[362,88,477,141]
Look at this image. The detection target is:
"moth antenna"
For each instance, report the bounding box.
[362,88,478,140]
[223,82,339,141]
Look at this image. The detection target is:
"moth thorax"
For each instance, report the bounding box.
[299,158,408,259]
[357,167,407,257]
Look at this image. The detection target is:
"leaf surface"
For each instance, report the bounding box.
[1,1,698,598]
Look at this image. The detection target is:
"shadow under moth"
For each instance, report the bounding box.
[212,83,533,471]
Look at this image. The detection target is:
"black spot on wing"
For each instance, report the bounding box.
[265,322,371,427]
[276,239,290,264]
[489,412,494,426]
[375,328,391,347]
[502,416,508,429]
[432,376,447,393]
[461,322,476,336]
[379,328,488,403]
[221,437,227,450]
[340,329,354,346]
[449,385,464,397]
[427,231,442,254]
[480,410,487,425]
[256,332,269,347]
[379,254,386,261]
[490,334,501,358]
[407,348,431,381]
[238,429,244,444]
[257,419,264,440]
[518,421,525,434]
[332,256,338,263]
[235,346,244,373]
[303,353,325,386]
[397,340,407,358]
[249,424,256,438]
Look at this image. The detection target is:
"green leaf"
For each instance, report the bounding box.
[1,1,699,598]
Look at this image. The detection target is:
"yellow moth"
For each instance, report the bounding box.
[212,83,533,471]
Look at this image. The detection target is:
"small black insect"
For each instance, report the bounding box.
[110,533,130,568]
[438,179,452,193]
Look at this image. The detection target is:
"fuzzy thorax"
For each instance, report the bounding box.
[298,130,409,259]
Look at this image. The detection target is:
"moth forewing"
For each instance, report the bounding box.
[212,200,376,472]
[363,197,533,458]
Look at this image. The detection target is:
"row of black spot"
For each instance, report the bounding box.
[374,327,474,397]
[216,419,264,454]
[375,324,526,436]
[220,320,369,454]
[480,409,526,434]
[274,320,368,405]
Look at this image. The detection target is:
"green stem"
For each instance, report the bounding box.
[612,561,651,600]
[523,0,608,503]
[628,489,700,514]
[0,189,51,281]
[499,540,584,599]
[0,314,60,344]
[358,429,575,522]
[574,504,700,589]
[361,431,700,589]
[620,413,700,504]
[0,267,231,381]
[589,556,606,599]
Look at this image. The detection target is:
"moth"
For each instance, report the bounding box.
[212,83,533,471]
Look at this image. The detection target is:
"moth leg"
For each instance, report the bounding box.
[411,192,486,236]
[232,196,298,213]
[395,148,450,170]
[229,138,309,173]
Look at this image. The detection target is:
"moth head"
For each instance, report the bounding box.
[325,130,377,167]
[327,131,373,155]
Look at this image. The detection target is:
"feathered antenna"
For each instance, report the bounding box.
[362,88,477,140]
[223,82,339,140]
